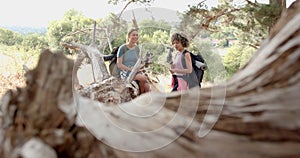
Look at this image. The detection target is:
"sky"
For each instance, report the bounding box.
[0,0,296,27]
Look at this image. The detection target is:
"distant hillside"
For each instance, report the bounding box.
[0,25,46,35]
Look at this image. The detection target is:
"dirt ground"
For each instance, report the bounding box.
[77,64,173,93]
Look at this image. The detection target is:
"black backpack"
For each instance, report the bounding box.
[181,50,206,88]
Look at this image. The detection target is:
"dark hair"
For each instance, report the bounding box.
[171,33,189,47]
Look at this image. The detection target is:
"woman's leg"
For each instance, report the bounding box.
[134,73,149,94]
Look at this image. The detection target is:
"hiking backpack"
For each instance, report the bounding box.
[181,50,206,88]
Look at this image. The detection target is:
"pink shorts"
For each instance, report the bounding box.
[177,78,189,91]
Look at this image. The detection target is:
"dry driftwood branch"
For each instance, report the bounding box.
[1,1,300,158]
[126,57,142,84]
[118,1,133,19]
[61,41,110,82]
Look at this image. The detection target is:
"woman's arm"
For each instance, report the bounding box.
[184,53,193,73]
[170,53,193,74]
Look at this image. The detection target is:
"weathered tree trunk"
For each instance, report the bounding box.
[61,40,143,102]
[1,1,300,158]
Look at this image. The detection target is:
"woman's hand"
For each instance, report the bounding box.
[169,68,175,74]
[170,64,174,69]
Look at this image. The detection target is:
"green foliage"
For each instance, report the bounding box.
[186,1,281,48]
[229,2,281,48]
[139,19,171,37]
[239,46,255,68]
[223,45,255,78]
[47,20,73,49]
[46,9,95,53]
[251,2,281,29]
[58,12,128,55]
[223,46,241,76]
[98,13,128,54]
[21,33,48,51]
[211,26,236,47]
[140,41,168,75]
[152,30,170,44]
[190,41,227,83]
[0,29,47,76]
[139,29,169,49]
[138,25,172,75]
[176,13,205,40]
[0,28,47,74]
[0,28,23,46]
[0,44,40,73]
